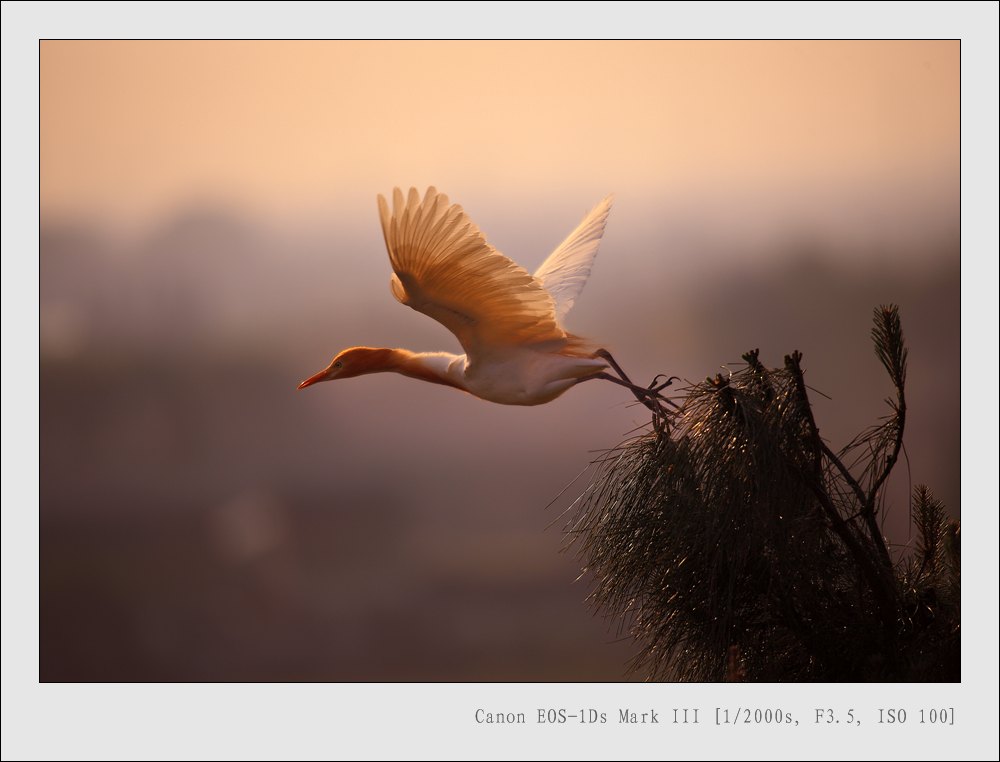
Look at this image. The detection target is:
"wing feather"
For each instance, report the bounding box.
[533,195,613,322]
[378,187,565,354]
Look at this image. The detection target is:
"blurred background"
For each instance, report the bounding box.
[40,41,959,681]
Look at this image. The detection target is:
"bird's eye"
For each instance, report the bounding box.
[334,361,344,368]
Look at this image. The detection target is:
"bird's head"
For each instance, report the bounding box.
[297,347,397,389]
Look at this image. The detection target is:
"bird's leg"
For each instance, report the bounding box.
[593,348,637,386]
[595,348,676,403]
[586,372,674,437]
[577,372,669,415]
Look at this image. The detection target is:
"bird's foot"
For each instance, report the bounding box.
[590,349,679,430]
[649,373,679,394]
[586,372,674,423]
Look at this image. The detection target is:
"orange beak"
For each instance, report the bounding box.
[297,367,330,390]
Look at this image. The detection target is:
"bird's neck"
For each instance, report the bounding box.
[379,349,467,391]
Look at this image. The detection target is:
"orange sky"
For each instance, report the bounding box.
[41,40,958,225]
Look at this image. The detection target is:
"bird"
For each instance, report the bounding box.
[298,187,667,412]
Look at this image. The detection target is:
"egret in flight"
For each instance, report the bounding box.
[298,187,667,413]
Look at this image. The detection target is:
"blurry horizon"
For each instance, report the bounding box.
[40,40,960,681]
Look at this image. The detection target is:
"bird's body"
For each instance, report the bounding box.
[458,344,608,405]
[299,187,662,411]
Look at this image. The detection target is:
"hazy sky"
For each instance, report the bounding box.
[41,40,958,225]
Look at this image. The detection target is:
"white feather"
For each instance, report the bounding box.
[533,195,614,324]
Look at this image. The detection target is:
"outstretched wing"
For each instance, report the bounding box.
[378,187,565,355]
[533,195,613,322]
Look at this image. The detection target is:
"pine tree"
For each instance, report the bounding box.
[565,305,959,681]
